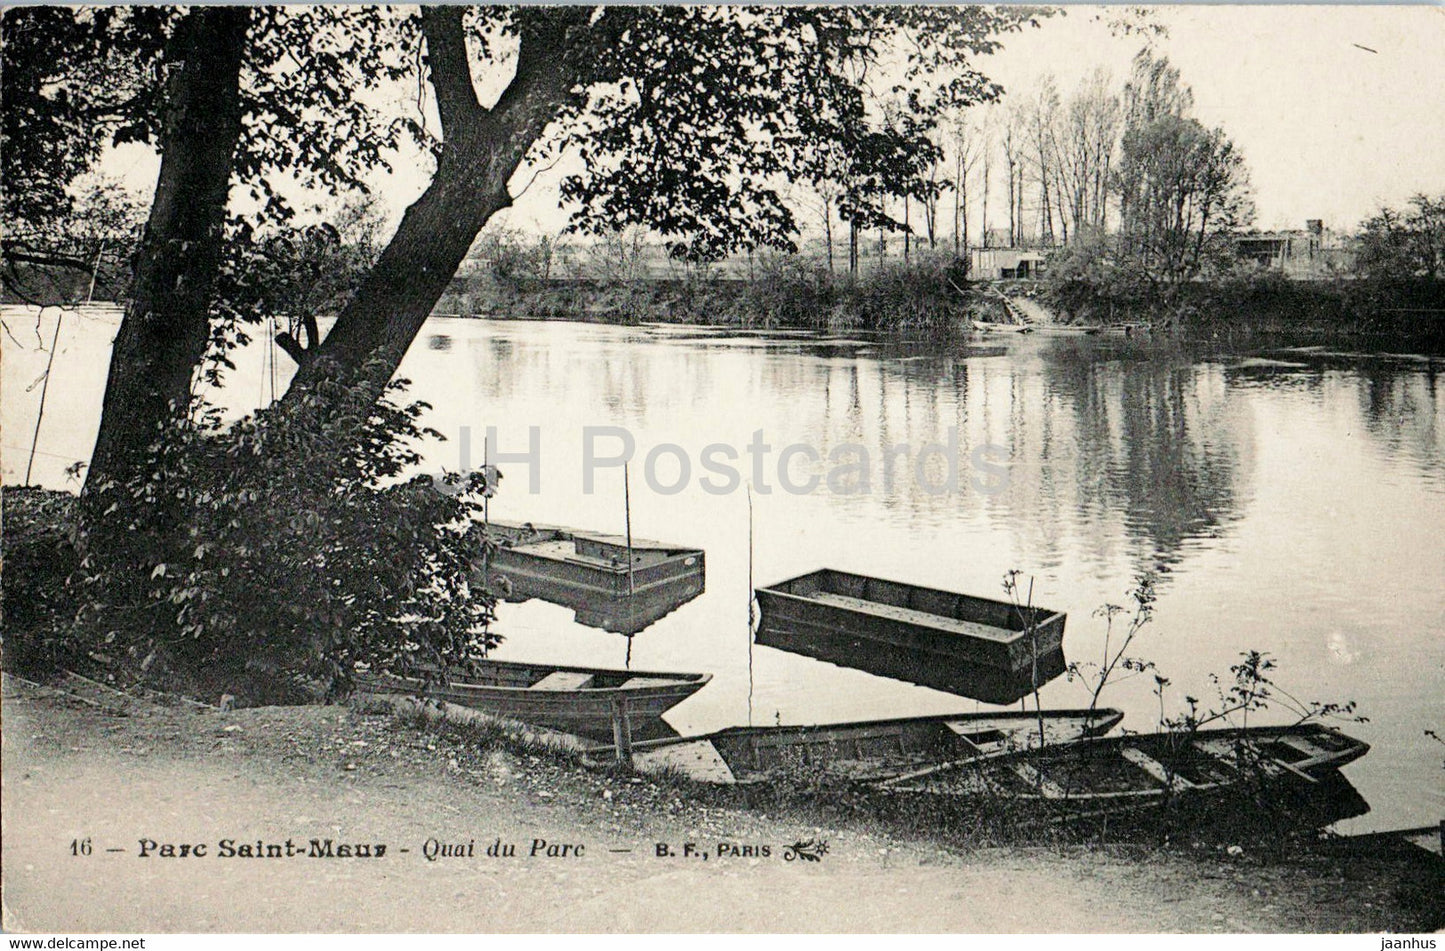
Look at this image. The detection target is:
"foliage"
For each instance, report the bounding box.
[0,7,169,235]
[1,488,86,677]
[580,228,652,284]
[69,374,499,704]
[737,252,839,328]
[1053,68,1121,241]
[1065,573,1159,721]
[1,7,417,238]
[1115,99,1254,286]
[558,6,1047,261]
[1041,233,1142,316]
[1355,193,1445,282]
[1163,651,1367,734]
[196,200,386,389]
[471,226,560,284]
[1,174,147,305]
[1023,50,1252,304]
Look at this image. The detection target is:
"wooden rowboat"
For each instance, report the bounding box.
[1327,823,1444,864]
[601,707,1125,785]
[876,723,1371,828]
[754,569,1067,700]
[482,521,705,635]
[354,658,711,742]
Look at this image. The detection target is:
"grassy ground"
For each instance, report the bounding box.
[3,675,1440,934]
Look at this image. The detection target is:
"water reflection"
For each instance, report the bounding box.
[751,636,1068,706]
[483,520,706,636]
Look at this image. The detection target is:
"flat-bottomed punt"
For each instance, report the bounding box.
[482,522,705,635]
[603,708,1125,784]
[1326,823,1444,864]
[877,723,1371,828]
[355,658,711,742]
[754,569,1067,700]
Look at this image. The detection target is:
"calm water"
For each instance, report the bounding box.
[4,305,1443,832]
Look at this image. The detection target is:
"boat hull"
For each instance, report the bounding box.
[877,724,1372,830]
[484,522,705,634]
[356,658,711,742]
[755,569,1067,699]
[619,708,1125,784]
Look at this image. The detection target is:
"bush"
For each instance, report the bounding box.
[1,487,85,676]
[67,369,499,705]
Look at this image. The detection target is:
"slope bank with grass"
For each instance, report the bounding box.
[4,675,1441,933]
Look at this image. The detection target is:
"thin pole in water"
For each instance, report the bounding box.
[747,483,755,728]
[624,463,635,599]
[25,308,64,486]
[85,241,105,304]
[1027,575,1046,746]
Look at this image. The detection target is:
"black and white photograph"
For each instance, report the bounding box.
[2,2,1443,937]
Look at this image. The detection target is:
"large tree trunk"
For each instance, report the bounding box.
[85,8,250,498]
[282,6,587,410]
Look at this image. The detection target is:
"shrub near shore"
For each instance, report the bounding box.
[436,253,975,336]
[1045,267,1445,337]
[438,261,1445,340]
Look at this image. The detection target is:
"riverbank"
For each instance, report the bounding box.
[1045,274,1445,339]
[434,267,979,336]
[3,675,1440,933]
[432,271,1445,343]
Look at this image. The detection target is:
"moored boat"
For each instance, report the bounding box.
[604,707,1125,784]
[1325,823,1444,864]
[354,658,711,742]
[754,569,1067,697]
[875,723,1371,828]
[481,521,705,635]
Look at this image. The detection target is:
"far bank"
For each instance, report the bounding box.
[433,268,1445,345]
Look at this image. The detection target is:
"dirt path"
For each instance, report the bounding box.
[1,678,1435,933]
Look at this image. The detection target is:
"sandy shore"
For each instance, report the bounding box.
[2,676,1439,933]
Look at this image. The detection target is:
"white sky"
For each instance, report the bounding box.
[981,5,1445,231]
[101,5,1445,238]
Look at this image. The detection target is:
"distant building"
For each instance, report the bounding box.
[1234,220,1355,279]
[969,247,1050,280]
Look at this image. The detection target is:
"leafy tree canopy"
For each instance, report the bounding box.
[1356,193,1445,282]
[3,5,1046,270]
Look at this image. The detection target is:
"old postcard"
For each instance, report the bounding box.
[2,3,1442,938]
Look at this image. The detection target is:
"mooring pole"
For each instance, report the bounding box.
[24,308,64,486]
[85,242,105,304]
[747,483,755,728]
[1027,575,1045,746]
[611,697,633,764]
[624,463,635,598]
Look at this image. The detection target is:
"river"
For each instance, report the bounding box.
[4,304,1442,833]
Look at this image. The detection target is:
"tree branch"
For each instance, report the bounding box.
[275,313,322,367]
[1,244,96,273]
[420,6,482,137]
[274,331,309,366]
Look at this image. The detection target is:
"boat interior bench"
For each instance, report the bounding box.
[530,671,595,690]
[619,677,680,689]
[810,591,1019,641]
